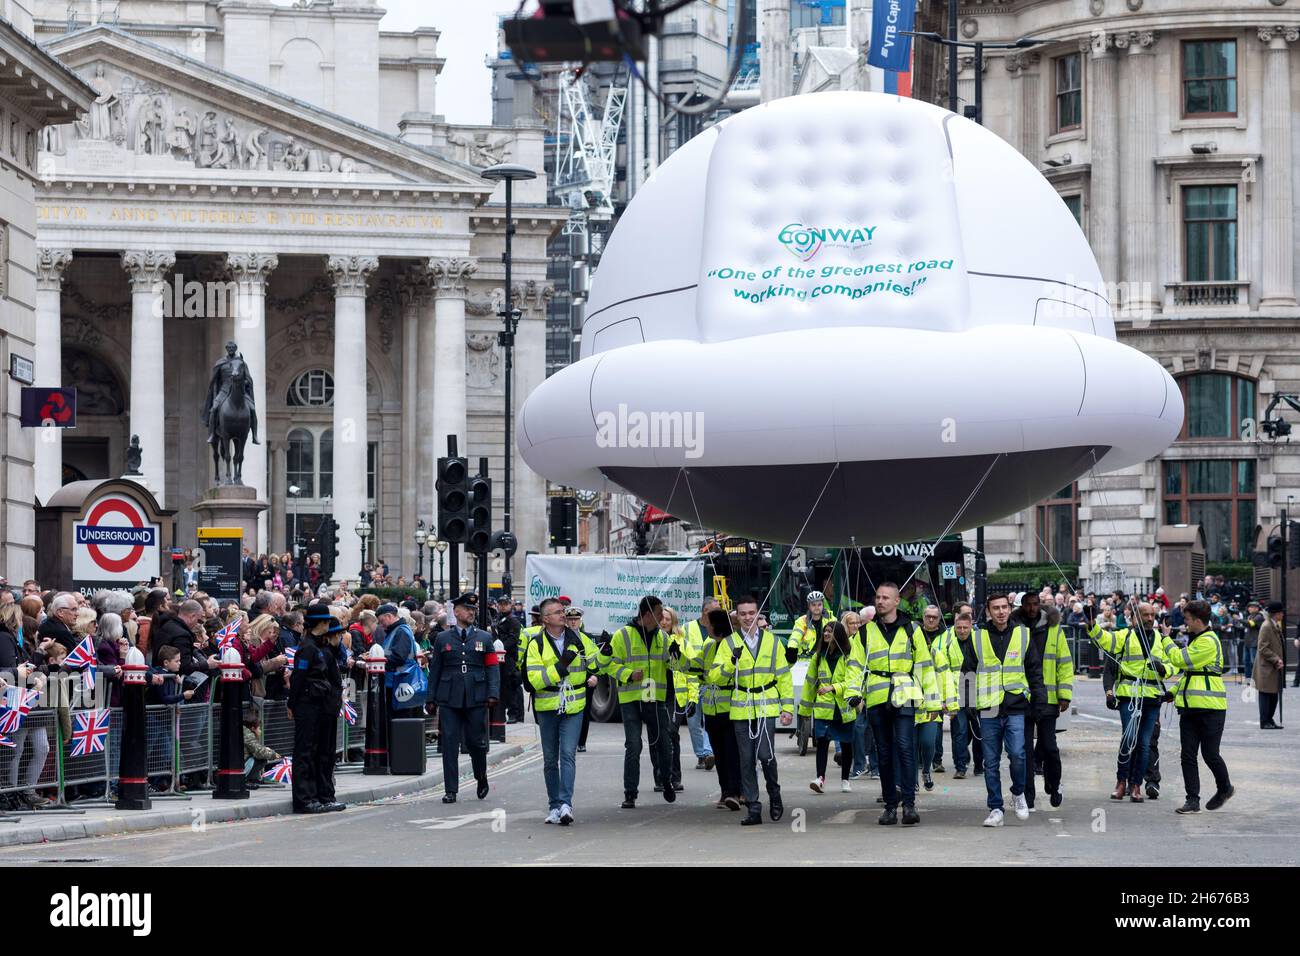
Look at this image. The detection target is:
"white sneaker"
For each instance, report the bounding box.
[1012,794,1030,821]
[809,777,824,794]
[840,780,852,793]
[545,808,561,825]
[559,804,574,826]
[983,808,1005,827]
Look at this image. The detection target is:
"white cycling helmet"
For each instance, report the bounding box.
[806,591,826,604]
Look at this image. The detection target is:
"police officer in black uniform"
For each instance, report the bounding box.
[289,603,345,813]
[430,592,500,803]
[493,593,523,723]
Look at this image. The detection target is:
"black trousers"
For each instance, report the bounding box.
[1147,720,1162,789]
[502,666,524,722]
[816,738,853,781]
[1023,712,1060,808]
[704,711,741,799]
[439,705,488,795]
[1178,709,1230,802]
[619,700,672,796]
[660,712,682,786]
[1259,691,1279,725]
[579,685,592,746]
[291,698,337,808]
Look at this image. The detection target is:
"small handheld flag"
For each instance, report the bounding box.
[262,757,292,783]
[68,708,111,757]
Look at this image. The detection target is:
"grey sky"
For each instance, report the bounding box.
[378,1,528,126]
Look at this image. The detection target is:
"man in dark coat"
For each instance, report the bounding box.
[429,592,499,803]
[1253,602,1286,729]
[493,594,523,723]
[288,603,345,813]
[36,592,80,653]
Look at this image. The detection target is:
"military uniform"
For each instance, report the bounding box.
[289,607,345,813]
[430,593,501,802]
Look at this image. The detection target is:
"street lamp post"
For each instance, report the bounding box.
[903,31,1042,126]
[434,538,448,601]
[354,511,372,571]
[480,162,538,600]
[288,484,301,579]
[414,519,427,582]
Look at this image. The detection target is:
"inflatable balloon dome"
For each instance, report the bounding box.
[518,91,1182,546]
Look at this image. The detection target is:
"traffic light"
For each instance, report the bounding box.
[468,473,492,554]
[549,496,578,548]
[437,456,469,543]
[318,516,340,578]
[1290,521,1300,567]
[1267,533,1285,568]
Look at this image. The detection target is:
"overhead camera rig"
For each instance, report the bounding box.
[1260,393,1300,441]
[503,1,698,65]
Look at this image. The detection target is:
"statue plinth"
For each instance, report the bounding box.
[192,485,268,550]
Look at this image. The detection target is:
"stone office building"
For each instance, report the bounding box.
[946,0,1300,596]
[30,1,563,585]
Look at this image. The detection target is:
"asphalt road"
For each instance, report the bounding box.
[2,677,1294,866]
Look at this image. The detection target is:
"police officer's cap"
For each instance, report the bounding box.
[496,594,512,605]
[375,602,400,617]
[325,618,346,636]
[303,603,333,624]
[564,606,584,620]
[452,592,479,608]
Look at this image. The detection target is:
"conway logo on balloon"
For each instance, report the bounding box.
[777,223,876,261]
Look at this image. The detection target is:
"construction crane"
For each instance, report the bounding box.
[556,68,629,238]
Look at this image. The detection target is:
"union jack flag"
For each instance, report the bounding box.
[65,635,97,690]
[262,757,292,783]
[284,646,297,668]
[0,688,40,735]
[0,735,13,749]
[340,697,357,725]
[214,618,241,652]
[68,708,110,757]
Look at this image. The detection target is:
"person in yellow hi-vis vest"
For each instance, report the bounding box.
[1157,599,1234,814]
[860,582,938,827]
[708,594,794,826]
[681,599,717,771]
[524,598,601,825]
[605,595,677,810]
[698,607,742,810]
[799,620,865,794]
[789,590,834,657]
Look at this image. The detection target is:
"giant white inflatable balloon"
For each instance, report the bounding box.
[518,92,1182,546]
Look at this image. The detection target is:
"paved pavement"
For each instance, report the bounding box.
[0,677,1294,866]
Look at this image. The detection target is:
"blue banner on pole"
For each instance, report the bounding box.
[867,0,916,72]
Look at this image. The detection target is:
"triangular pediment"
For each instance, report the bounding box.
[38,25,491,191]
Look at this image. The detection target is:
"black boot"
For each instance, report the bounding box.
[741,804,763,826]
[621,792,636,809]
[877,807,898,825]
[922,770,934,791]
[769,790,784,822]
[901,804,920,826]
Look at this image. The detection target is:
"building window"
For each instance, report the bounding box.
[1178,373,1255,440]
[1054,53,1082,132]
[1183,185,1237,282]
[1162,459,1256,561]
[286,368,335,407]
[319,428,333,499]
[1182,40,1237,117]
[367,441,377,501]
[1036,482,1079,563]
[286,428,315,498]
[1061,194,1083,226]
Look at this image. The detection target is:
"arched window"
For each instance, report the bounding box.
[286,428,315,497]
[286,369,335,407]
[1178,373,1255,440]
[319,428,333,498]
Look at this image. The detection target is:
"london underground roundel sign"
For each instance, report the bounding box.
[72,493,161,584]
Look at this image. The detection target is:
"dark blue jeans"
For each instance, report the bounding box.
[979,713,1026,810]
[1117,696,1160,785]
[839,709,875,775]
[868,704,916,810]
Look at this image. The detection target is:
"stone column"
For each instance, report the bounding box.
[34,248,72,505]
[406,265,440,526]
[398,271,422,575]
[121,249,176,504]
[512,280,554,577]
[1117,31,1160,316]
[1259,26,1298,309]
[430,258,476,460]
[225,253,278,547]
[1005,52,1042,168]
[759,0,791,103]
[326,254,378,582]
[1089,32,1121,287]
